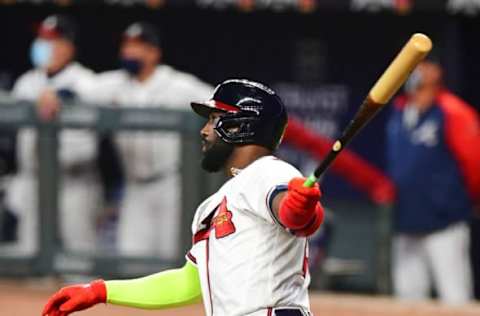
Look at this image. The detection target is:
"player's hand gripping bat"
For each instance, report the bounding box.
[303,33,432,187]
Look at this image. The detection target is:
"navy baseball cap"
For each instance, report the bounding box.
[123,22,161,47]
[37,15,77,43]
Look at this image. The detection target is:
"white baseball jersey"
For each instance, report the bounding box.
[5,62,100,255]
[91,64,213,258]
[91,64,213,180]
[11,62,98,173]
[186,156,312,316]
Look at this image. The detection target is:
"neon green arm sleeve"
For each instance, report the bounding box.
[105,261,202,309]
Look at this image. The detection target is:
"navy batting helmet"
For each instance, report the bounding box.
[191,79,288,150]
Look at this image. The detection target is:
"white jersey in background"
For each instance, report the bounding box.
[92,64,213,259]
[187,156,312,316]
[5,62,101,255]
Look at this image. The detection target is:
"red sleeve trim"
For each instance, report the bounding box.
[302,243,308,278]
[186,252,197,265]
[283,118,395,204]
[193,228,211,245]
[438,90,480,204]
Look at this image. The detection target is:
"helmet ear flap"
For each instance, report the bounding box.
[214,112,259,144]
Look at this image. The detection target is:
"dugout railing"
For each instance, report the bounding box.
[0,94,227,278]
[0,95,392,294]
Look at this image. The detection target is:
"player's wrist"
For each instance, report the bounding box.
[279,197,315,228]
[291,204,324,237]
[90,279,107,303]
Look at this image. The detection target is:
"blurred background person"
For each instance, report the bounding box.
[0,126,17,244]
[386,60,480,304]
[4,14,102,256]
[91,22,213,259]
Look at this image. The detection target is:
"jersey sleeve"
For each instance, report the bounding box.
[238,158,302,225]
[182,79,213,102]
[11,71,37,101]
[70,66,98,103]
[438,91,480,205]
[172,71,214,102]
[186,234,203,267]
[80,70,125,105]
[185,206,209,266]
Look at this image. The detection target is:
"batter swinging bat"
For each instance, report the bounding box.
[303,33,433,187]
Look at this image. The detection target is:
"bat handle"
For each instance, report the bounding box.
[303,140,342,187]
[303,174,318,188]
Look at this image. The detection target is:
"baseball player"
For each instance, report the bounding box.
[387,61,480,303]
[5,15,100,255]
[90,22,213,259]
[42,79,325,316]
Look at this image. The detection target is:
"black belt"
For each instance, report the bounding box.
[132,169,178,184]
[272,307,311,316]
[64,163,95,177]
[133,174,164,184]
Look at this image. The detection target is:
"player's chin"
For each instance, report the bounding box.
[201,152,226,172]
[200,141,233,172]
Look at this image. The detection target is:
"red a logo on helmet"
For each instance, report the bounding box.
[213,197,236,239]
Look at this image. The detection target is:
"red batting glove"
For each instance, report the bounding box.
[41,279,106,316]
[279,177,324,236]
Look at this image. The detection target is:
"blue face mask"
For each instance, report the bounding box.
[30,39,53,69]
[119,58,143,76]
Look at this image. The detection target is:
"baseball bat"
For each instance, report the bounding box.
[303,33,432,187]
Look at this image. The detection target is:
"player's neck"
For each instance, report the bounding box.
[136,65,156,82]
[224,145,271,177]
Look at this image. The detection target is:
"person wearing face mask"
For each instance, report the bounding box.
[91,22,213,260]
[5,15,102,256]
[386,61,480,304]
